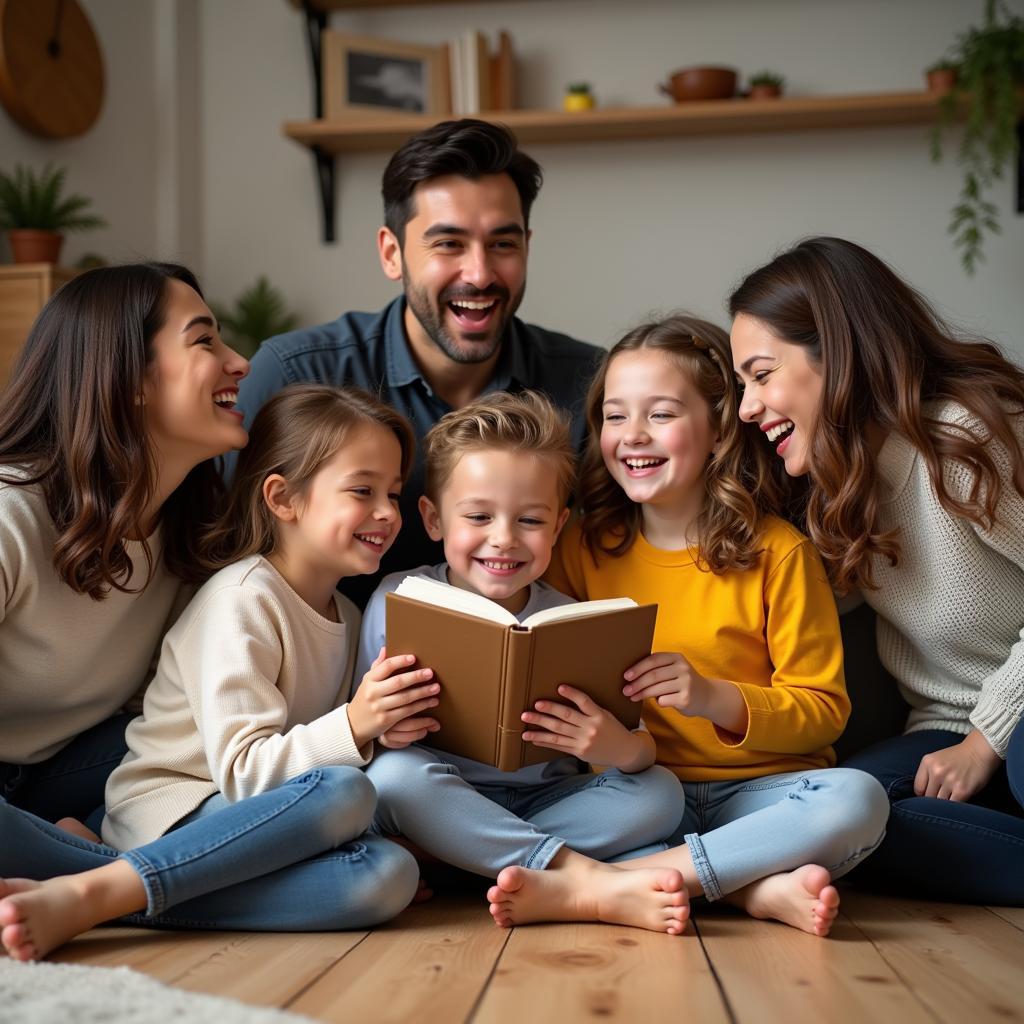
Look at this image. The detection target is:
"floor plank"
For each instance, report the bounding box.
[474,920,729,1024]
[987,905,1024,931]
[167,931,369,1007]
[841,891,1024,1023]
[287,897,507,1023]
[693,904,933,1024]
[37,895,1024,1024]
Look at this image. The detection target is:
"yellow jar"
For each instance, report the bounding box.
[563,87,595,112]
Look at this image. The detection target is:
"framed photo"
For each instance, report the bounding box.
[322,31,449,118]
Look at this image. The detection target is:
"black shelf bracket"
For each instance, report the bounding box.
[302,2,336,242]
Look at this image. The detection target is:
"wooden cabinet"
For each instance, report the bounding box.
[0,263,77,387]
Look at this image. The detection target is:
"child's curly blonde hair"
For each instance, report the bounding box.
[423,390,576,506]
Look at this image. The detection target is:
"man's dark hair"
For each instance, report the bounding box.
[382,118,543,245]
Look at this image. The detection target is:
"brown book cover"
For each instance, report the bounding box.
[489,30,515,111]
[384,592,657,771]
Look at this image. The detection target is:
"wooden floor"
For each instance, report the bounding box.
[49,887,1024,1023]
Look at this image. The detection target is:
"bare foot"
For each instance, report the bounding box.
[56,818,101,843]
[0,861,147,962]
[486,863,689,935]
[736,864,840,937]
[0,876,107,961]
[412,877,434,903]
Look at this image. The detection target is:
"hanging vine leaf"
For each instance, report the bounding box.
[931,0,1024,275]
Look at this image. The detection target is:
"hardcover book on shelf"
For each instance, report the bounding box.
[385,577,658,772]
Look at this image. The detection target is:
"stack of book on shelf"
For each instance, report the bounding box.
[385,576,658,772]
[446,29,516,114]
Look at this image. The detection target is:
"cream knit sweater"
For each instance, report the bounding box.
[0,473,185,764]
[102,555,367,850]
[865,402,1024,757]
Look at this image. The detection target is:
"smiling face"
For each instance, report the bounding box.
[379,173,529,367]
[731,312,824,477]
[420,449,569,613]
[599,349,720,518]
[142,278,249,465]
[288,423,404,582]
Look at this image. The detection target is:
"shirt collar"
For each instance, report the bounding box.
[383,296,529,394]
[383,298,424,388]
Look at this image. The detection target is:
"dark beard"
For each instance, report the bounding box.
[402,271,524,365]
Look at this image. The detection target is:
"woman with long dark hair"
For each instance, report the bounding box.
[729,236,1024,905]
[0,263,248,829]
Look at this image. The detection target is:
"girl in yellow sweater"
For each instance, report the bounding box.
[487,314,889,936]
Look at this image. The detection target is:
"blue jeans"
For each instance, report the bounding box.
[0,766,418,930]
[367,745,686,877]
[843,724,1024,905]
[662,767,889,901]
[0,713,133,830]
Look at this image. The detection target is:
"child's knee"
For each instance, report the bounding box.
[817,768,891,846]
[609,764,686,828]
[314,765,377,844]
[366,749,449,802]
[347,838,419,926]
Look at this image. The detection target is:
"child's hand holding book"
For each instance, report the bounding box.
[347,649,441,750]
[521,684,656,773]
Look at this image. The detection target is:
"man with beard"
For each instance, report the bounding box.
[236,119,599,606]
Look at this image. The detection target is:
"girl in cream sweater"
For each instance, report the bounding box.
[0,386,437,960]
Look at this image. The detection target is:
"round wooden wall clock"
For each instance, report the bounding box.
[0,0,104,138]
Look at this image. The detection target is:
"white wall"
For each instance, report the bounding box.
[196,0,1024,355]
[3,0,1021,357]
[0,0,160,265]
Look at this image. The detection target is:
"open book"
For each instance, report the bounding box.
[385,577,658,771]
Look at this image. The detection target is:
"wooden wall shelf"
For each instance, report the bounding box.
[283,91,951,156]
[288,0,531,10]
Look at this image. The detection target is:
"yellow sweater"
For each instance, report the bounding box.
[546,516,848,782]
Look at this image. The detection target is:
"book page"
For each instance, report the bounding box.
[521,597,637,629]
[393,575,518,626]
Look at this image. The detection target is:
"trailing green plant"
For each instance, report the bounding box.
[212,276,299,359]
[748,70,785,89]
[0,163,106,232]
[926,58,959,74]
[566,82,593,94]
[931,0,1024,274]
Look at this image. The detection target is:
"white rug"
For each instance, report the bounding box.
[0,958,314,1024]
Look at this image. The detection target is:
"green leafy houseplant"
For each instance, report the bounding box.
[931,0,1024,274]
[0,163,105,264]
[749,70,785,89]
[213,277,299,359]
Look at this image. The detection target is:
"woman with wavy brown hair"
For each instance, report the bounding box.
[730,236,1024,905]
[0,263,248,830]
[523,314,889,938]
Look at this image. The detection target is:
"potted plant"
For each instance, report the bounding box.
[931,0,1024,273]
[925,59,959,94]
[748,70,785,100]
[563,82,596,112]
[212,276,298,359]
[0,164,106,264]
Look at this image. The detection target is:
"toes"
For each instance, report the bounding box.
[655,869,685,895]
[494,866,525,895]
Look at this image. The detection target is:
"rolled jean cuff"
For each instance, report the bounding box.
[525,835,565,871]
[119,850,165,917]
[684,832,723,902]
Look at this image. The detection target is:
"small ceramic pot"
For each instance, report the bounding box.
[926,67,957,94]
[749,83,782,100]
[658,66,737,102]
[7,229,64,264]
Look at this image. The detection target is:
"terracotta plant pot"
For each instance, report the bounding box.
[749,83,782,100]
[926,67,957,94]
[7,229,64,264]
[658,66,737,103]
